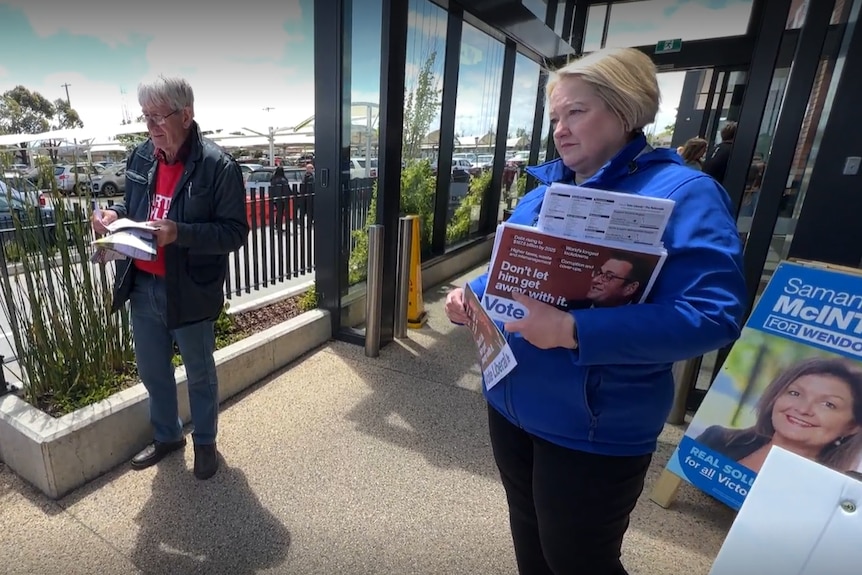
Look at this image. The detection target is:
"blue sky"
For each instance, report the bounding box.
[0,0,754,140]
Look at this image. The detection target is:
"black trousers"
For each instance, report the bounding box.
[488,406,652,575]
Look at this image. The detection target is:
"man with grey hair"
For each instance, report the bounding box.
[92,76,248,480]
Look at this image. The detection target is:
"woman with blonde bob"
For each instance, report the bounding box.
[445,48,747,574]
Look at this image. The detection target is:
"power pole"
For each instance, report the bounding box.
[61,83,72,106]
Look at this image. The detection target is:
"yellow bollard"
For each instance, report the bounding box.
[407,215,427,329]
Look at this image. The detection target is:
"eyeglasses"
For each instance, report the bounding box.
[591,268,632,283]
[142,110,180,126]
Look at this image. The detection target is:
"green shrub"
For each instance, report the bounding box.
[297,283,319,311]
[446,169,491,244]
[516,169,528,197]
[347,181,377,285]
[0,160,137,415]
[348,159,438,285]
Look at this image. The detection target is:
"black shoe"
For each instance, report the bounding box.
[193,443,219,480]
[131,438,187,470]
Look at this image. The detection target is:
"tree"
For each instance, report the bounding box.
[0,86,55,165]
[117,114,147,152]
[45,98,85,162]
[402,51,441,161]
[52,98,83,130]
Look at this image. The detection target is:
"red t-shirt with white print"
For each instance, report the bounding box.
[133,158,184,276]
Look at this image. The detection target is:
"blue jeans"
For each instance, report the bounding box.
[130,271,219,445]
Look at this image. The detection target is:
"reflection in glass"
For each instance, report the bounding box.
[446,23,505,248]
[403,0,447,257]
[553,1,569,37]
[605,0,753,48]
[786,0,809,29]
[738,55,836,284]
[501,53,541,218]
[734,66,789,226]
[584,3,608,52]
[783,59,835,221]
[832,0,854,24]
[788,0,853,29]
[342,0,383,334]
[523,0,547,21]
[539,78,551,166]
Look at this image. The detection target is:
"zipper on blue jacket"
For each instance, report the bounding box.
[582,367,598,442]
[503,331,519,426]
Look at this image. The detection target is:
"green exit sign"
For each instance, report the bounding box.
[655,38,682,54]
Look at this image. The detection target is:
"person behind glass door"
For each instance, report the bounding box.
[444,47,746,575]
[703,121,737,185]
[91,75,248,480]
[680,137,708,170]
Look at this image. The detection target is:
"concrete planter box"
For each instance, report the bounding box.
[0,309,331,499]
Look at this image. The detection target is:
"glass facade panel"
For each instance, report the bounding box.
[833,0,854,23]
[501,53,541,218]
[539,91,550,165]
[790,0,852,28]
[342,0,382,325]
[749,58,838,282]
[404,0,448,257]
[787,0,809,28]
[446,23,505,248]
[553,0,568,37]
[523,0,548,21]
[604,0,754,48]
[736,25,841,285]
[584,3,608,52]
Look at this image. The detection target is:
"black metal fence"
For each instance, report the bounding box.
[0,179,376,301]
[221,178,375,299]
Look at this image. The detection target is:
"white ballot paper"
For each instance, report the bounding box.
[538,183,674,247]
[91,219,159,263]
[709,447,862,575]
[92,229,157,261]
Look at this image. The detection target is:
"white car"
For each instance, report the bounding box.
[349,158,377,179]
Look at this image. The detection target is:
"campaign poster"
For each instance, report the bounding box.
[666,261,862,510]
[463,284,517,390]
[482,223,666,323]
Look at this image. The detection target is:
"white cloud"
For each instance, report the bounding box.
[3,1,314,136]
[4,1,303,49]
[0,71,126,136]
[407,7,447,40]
[605,0,753,47]
[0,64,8,78]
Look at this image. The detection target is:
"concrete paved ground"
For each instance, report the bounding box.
[0,267,735,574]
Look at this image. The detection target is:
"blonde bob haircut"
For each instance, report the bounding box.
[546,47,660,133]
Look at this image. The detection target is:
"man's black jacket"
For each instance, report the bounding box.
[109,123,249,328]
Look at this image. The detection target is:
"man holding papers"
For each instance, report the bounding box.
[445,48,746,575]
[92,76,248,480]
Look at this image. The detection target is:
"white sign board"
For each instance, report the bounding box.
[709,446,862,575]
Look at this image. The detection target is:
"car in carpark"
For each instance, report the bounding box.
[349,158,378,179]
[2,172,43,206]
[245,166,305,192]
[54,164,101,195]
[91,164,126,196]
[244,167,307,227]
[0,182,57,249]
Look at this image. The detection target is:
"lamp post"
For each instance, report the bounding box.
[263,107,276,165]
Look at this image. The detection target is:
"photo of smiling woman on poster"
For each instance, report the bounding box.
[697,356,862,475]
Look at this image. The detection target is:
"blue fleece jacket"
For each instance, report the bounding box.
[468,135,747,456]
